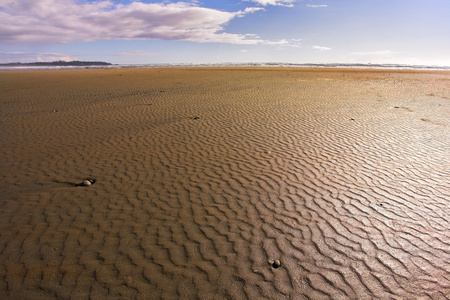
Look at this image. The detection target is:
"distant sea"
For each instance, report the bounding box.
[1,62,449,71]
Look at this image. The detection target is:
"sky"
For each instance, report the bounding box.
[1,0,449,65]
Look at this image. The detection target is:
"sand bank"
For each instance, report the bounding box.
[1,68,449,299]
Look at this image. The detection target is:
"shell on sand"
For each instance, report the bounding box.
[77,179,96,187]
[269,259,281,269]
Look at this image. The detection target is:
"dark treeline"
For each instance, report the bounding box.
[0,60,112,66]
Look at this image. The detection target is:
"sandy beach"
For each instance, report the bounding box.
[1,67,449,299]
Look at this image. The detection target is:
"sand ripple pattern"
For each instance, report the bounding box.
[1,68,449,299]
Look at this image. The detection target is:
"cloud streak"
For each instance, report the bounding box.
[118,51,159,56]
[312,46,331,51]
[246,0,298,6]
[306,4,328,8]
[349,50,401,56]
[0,0,267,45]
[0,51,76,62]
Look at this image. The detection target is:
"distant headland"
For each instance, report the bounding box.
[0,60,112,66]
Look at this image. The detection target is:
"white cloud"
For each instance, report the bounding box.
[265,39,302,48]
[0,0,266,44]
[118,51,158,56]
[312,46,331,51]
[246,0,298,7]
[347,50,416,64]
[306,4,328,8]
[39,54,74,61]
[349,50,401,56]
[5,51,27,55]
[0,51,76,62]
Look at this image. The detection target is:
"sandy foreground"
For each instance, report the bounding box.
[0,68,449,299]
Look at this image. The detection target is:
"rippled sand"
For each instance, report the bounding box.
[1,68,449,299]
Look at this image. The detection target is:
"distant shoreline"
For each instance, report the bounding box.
[1,62,449,71]
[0,60,112,67]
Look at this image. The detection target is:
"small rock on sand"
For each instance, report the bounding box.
[270,259,281,269]
[76,179,96,187]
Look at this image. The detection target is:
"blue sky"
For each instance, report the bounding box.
[1,0,449,65]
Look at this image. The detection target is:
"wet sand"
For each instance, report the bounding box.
[0,67,449,299]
